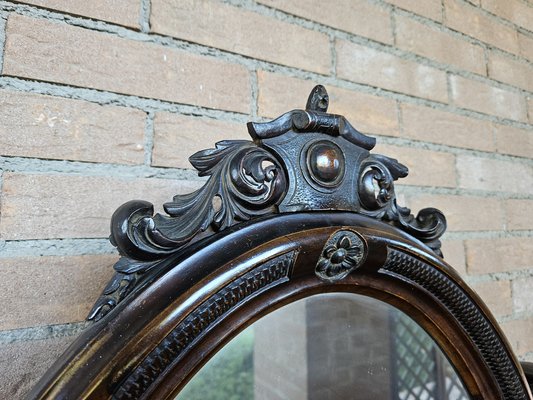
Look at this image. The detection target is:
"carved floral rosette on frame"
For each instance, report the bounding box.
[88,85,447,322]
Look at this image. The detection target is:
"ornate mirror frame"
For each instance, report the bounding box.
[28,86,532,400]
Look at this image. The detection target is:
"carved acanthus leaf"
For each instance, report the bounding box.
[109,140,287,261]
[88,140,287,321]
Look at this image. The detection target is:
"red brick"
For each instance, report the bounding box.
[494,124,533,158]
[441,240,467,277]
[152,113,249,169]
[481,0,533,31]
[150,0,330,74]
[400,103,495,151]
[327,88,399,137]
[257,71,315,117]
[257,71,400,136]
[406,195,504,232]
[450,75,527,121]
[14,0,140,28]
[488,52,533,92]
[457,155,533,194]
[373,144,456,187]
[0,335,76,399]
[0,90,145,164]
[396,15,485,75]
[471,280,512,318]
[336,40,448,103]
[518,33,533,61]
[512,277,533,314]
[257,0,393,44]
[0,255,117,330]
[444,0,519,54]
[505,200,533,231]
[466,237,533,274]
[3,15,250,113]
[501,317,533,357]
[387,0,442,21]
[0,173,203,240]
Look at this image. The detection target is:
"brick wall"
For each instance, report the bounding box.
[0,0,531,397]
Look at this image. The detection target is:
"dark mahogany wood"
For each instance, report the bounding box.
[28,213,531,400]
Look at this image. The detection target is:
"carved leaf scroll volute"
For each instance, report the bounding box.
[89,141,287,321]
[110,140,287,262]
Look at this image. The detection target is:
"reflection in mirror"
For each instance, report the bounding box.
[175,293,469,400]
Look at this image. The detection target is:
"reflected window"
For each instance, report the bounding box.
[176,293,468,400]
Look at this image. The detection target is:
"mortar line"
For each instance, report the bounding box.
[461,239,469,275]
[490,122,499,158]
[0,155,207,181]
[0,10,7,72]
[510,277,517,316]
[451,137,461,200]
[397,180,533,198]
[144,111,155,166]
[443,230,533,240]
[139,0,151,33]
[396,100,404,137]
[390,5,398,46]
[499,311,533,324]
[0,322,89,344]
[445,72,454,105]
[249,69,259,118]
[328,33,337,78]
[0,238,116,258]
[482,44,490,77]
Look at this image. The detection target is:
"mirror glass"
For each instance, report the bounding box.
[175,293,469,400]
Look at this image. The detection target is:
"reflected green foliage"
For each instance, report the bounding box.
[175,328,254,400]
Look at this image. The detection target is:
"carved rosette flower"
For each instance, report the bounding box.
[315,230,367,281]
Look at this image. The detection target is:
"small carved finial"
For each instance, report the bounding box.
[306,84,329,112]
[247,86,376,150]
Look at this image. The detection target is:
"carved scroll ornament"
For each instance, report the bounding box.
[88,85,447,321]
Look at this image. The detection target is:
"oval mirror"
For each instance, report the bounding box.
[175,293,469,400]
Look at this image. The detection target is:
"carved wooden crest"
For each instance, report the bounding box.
[88,85,447,321]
